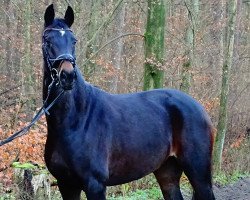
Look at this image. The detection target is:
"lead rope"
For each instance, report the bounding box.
[0,79,64,147]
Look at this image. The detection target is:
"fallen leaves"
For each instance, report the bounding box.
[0,118,47,186]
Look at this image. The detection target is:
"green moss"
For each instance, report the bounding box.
[143,0,166,91]
[11,162,36,170]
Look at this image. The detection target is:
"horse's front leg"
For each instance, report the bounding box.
[57,181,82,200]
[85,178,106,200]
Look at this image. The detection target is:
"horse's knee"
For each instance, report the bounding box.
[86,178,106,200]
[87,178,104,193]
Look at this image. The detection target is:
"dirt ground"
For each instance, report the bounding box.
[213,177,250,200]
[183,177,250,200]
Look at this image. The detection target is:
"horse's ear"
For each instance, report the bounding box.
[64,6,74,27]
[44,4,55,27]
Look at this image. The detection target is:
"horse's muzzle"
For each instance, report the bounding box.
[59,61,76,90]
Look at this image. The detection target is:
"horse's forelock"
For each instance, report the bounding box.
[44,18,69,29]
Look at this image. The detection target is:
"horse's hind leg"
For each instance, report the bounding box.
[179,138,215,200]
[154,156,184,200]
[181,157,215,200]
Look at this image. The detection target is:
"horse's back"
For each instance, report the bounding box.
[107,88,212,132]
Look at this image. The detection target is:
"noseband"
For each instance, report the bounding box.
[42,28,76,81]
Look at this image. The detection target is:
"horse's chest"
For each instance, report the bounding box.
[45,138,93,185]
[46,147,68,176]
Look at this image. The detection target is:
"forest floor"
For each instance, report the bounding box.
[110,176,250,200]
[1,175,249,199]
[212,177,250,200]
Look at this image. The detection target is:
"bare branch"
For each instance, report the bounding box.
[82,33,144,66]
[0,85,21,96]
[86,0,124,46]
[230,83,250,109]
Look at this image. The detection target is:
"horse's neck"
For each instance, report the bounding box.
[45,68,89,120]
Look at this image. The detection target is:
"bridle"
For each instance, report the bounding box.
[42,28,76,82]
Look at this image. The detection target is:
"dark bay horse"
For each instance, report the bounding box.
[42,4,215,200]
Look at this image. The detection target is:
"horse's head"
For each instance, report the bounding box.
[43,4,77,90]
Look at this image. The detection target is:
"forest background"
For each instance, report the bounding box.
[0,0,249,198]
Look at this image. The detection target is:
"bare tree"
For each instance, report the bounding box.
[180,0,199,93]
[213,0,238,172]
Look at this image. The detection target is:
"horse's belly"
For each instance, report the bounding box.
[107,172,151,186]
[107,145,169,186]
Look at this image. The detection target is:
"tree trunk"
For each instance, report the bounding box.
[13,13,20,82]
[13,163,51,200]
[109,1,126,93]
[180,0,199,93]
[245,0,250,62]
[143,0,166,90]
[22,1,32,91]
[4,0,11,77]
[213,0,238,173]
[84,0,101,81]
[21,0,36,113]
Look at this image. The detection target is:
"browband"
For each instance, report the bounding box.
[43,28,72,37]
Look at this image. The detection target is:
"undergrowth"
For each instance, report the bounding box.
[0,167,249,199]
[213,170,250,186]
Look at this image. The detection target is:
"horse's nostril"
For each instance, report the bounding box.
[59,70,75,90]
